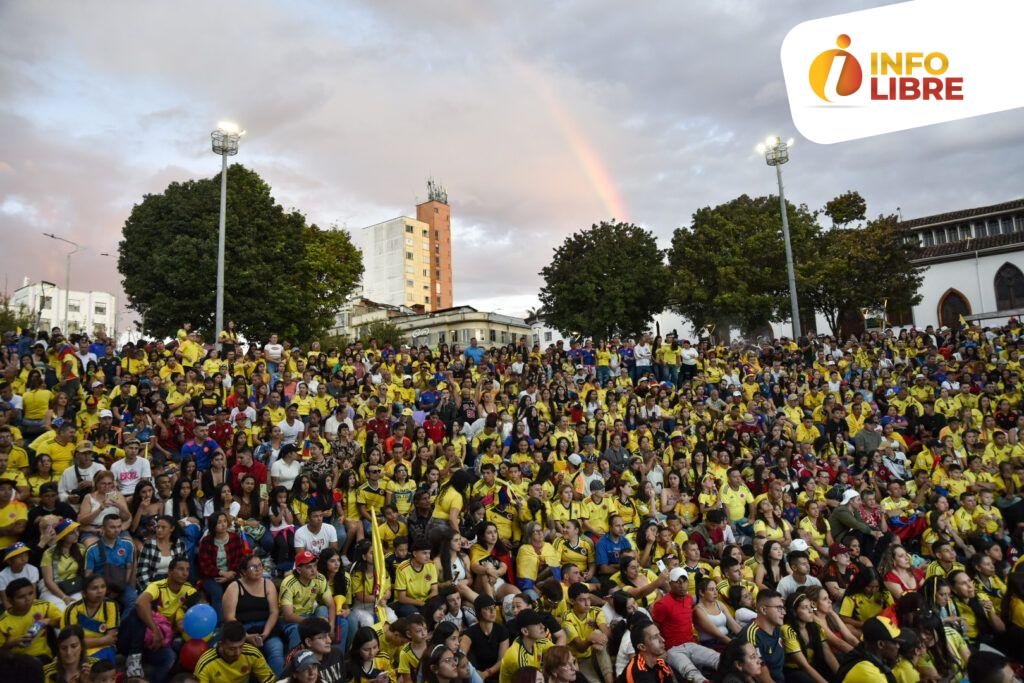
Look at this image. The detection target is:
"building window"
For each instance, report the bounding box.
[501,331,508,343]
[425,296,430,304]
[435,257,440,265]
[422,229,428,237]
[995,263,1024,310]
[40,296,52,310]
[533,334,539,345]
[921,232,934,247]
[94,304,106,316]
[544,331,552,342]
[405,225,413,233]
[422,269,427,277]
[438,332,445,343]
[68,301,80,313]
[406,252,413,260]
[406,279,414,287]
[934,229,946,245]
[461,329,470,342]
[489,329,496,342]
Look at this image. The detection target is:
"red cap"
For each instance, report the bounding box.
[294,550,317,567]
[234,414,247,423]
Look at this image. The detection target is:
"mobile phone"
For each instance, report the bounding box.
[656,560,666,572]
[260,484,269,500]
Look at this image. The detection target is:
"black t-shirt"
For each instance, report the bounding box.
[466,621,509,678]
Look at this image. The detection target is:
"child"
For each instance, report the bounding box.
[0,543,39,611]
[697,474,721,518]
[396,614,429,683]
[674,489,698,527]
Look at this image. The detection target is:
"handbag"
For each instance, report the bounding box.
[53,551,84,595]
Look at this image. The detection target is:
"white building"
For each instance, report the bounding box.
[10,279,118,336]
[358,216,434,310]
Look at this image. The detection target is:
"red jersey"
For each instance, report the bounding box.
[651,592,696,649]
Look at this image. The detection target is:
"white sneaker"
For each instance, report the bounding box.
[126,653,144,679]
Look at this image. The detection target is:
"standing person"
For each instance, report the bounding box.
[193,619,276,682]
[743,590,787,683]
[121,556,197,681]
[835,616,903,682]
[222,555,286,677]
[617,620,675,683]
[650,568,720,683]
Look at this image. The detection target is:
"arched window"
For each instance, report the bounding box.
[994,263,1024,311]
[938,289,971,329]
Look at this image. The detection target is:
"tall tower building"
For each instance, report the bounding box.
[416,179,453,310]
[357,181,454,311]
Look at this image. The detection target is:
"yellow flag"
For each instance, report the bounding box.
[369,508,388,623]
[959,313,968,328]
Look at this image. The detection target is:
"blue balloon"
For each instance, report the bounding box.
[183,603,218,640]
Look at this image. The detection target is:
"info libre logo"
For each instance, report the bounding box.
[808,34,963,103]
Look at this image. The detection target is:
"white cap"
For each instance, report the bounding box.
[98,409,113,419]
[788,539,809,553]
[567,453,582,466]
[841,489,860,505]
[668,567,689,582]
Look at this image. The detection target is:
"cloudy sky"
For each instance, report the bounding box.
[2,0,1023,327]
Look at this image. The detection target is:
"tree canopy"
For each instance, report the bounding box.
[668,194,820,336]
[118,164,362,343]
[538,221,669,340]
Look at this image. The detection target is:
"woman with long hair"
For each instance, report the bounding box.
[434,528,478,604]
[469,521,519,600]
[202,482,241,526]
[197,511,249,620]
[693,577,740,648]
[913,609,970,682]
[348,625,395,683]
[837,567,891,633]
[714,638,764,683]
[135,515,187,591]
[61,574,118,663]
[267,484,298,573]
[797,500,833,561]
[878,544,923,599]
[317,547,361,649]
[348,539,394,627]
[222,554,285,677]
[127,479,163,547]
[780,591,838,683]
[754,540,789,592]
[26,453,60,503]
[42,625,96,683]
[803,586,857,654]
[41,519,86,609]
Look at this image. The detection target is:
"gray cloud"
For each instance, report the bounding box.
[2,0,1023,323]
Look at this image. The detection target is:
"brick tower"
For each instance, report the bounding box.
[416,179,453,310]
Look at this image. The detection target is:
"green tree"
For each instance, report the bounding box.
[824,190,867,228]
[0,296,35,334]
[668,195,821,335]
[538,221,669,340]
[800,213,923,335]
[118,164,362,343]
[357,320,407,348]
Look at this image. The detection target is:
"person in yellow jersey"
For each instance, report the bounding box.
[562,582,612,683]
[0,577,62,659]
[720,467,756,536]
[836,616,903,682]
[122,556,197,680]
[0,477,27,551]
[499,608,552,683]
[194,619,276,682]
[393,538,439,618]
[580,481,613,537]
[279,550,335,651]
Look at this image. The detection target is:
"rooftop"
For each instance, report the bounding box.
[900,197,1024,230]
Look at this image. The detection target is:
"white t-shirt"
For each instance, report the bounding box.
[276,418,304,446]
[202,499,241,519]
[0,564,39,593]
[776,574,822,601]
[634,344,652,367]
[111,457,152,495]
[264,343,284,362]
[680,347,699,366]
[293,523,338,555]
[270,458,301,491]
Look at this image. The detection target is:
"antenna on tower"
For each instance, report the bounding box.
[426,178,448,205]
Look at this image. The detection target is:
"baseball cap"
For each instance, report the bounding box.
[75,440,95,453]
[98,409,113,419]
[4,542,28,561]
[840,489,860,505]
[668,567,689,582]
[862,616,905,643]
[788,539,809,553]
[291,650,321,673]
[829,542,850,557]
[294,550,317,567]
[589,480,605,492]
[567,454,582,467]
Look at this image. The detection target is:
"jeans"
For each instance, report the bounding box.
[282,605,330,650]
[597,366,611,385]
[332,521,349,551]
[117,609,177,683]
[665,642,721,683]
[242,619,286,677]
[119,584,139,616]
[201,579,227,623]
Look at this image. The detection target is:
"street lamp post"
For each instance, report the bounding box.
[211,122,243,352]
[42,233,83,334]
[755,136,801,340]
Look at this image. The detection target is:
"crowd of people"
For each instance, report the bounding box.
[0,320,1022,683]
